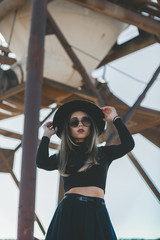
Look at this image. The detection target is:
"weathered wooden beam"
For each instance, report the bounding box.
[68,0,160,36]
[97,32,157,67]
[128,152,160,202]
[6,96,24,110]
[43,77,96,102]
[140,126,160,147]
[0,54,16,65]
[0,148,14,172]
[149,2,160,10]
[0,128,58,149]
[122,0,149,5]
[0,45,10,53]
[0,82,25,101]
[0,102,21,114]
[140,4,160,18]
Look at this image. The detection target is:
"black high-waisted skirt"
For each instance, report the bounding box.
[45,193,117,240]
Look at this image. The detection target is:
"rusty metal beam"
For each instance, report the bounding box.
[17,0,47,239]
[97,32,157,68]
[128,152,160,202]
[46,10,105,107]
[68,0,160,37]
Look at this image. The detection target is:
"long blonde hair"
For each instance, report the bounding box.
[57,113,99,176]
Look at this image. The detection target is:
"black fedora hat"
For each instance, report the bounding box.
[53,100,105,138]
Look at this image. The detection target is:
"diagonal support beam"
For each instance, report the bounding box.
[123,65,160,123]
[128,152,160,202]
[46,10,105,106]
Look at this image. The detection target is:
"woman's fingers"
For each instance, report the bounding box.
[101,106,117,122]
[43,122,57,133]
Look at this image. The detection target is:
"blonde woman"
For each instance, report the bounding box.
[36,100,135,240]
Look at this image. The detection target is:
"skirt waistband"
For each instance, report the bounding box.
[64,193,105,205]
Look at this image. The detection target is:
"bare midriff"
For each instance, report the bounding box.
[65,186,104,199]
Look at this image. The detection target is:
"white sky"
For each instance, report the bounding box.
[0,26,160,239]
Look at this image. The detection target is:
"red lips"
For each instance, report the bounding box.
[77,129,85,133]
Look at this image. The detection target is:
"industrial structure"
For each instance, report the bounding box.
[0,0,160,239]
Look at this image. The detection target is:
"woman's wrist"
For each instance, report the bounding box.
[112,115,120,122]
[43,133,52,139]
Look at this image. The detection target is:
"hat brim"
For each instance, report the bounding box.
[53,100,105,138]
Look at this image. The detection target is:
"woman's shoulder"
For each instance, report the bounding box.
[97,145,110,156]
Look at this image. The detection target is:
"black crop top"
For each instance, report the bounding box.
[36,118,135,193]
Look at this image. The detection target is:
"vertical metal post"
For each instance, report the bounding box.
[17,0,47,239]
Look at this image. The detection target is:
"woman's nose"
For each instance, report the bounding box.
[78,121,83,127]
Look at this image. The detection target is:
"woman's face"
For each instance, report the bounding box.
[69,111,91,142]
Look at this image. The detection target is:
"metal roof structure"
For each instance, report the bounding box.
[0,0,160,239]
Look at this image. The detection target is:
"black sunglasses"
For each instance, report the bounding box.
[69,117,91,128]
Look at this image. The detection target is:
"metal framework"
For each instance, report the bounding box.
[0,0,160,239]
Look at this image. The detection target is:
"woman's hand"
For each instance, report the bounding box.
[101,106,118,122]
[43,121,58,139]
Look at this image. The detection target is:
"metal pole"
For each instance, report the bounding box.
[17,0,47,239]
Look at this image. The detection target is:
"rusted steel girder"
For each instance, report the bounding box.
[17,0,47,239]
[46,11,105,107]
[69,0,160,37]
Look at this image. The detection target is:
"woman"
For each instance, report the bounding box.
[36,100,135,240]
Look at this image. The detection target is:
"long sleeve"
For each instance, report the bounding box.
[36,136,58,171]
[103,118,135,161]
